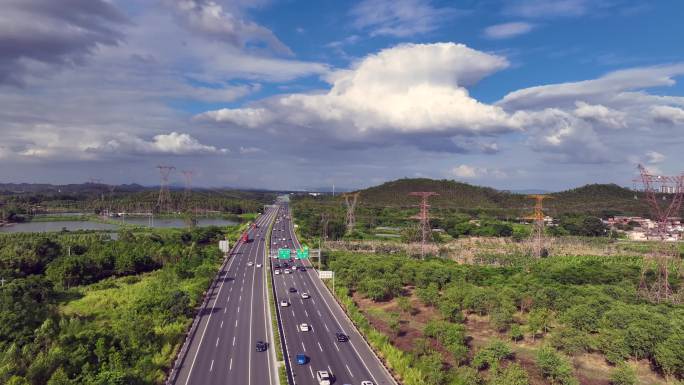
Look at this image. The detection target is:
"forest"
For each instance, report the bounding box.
[0,183,275,222]
[0,225,240,385]
[323,251,683,385]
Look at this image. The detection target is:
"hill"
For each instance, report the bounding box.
[295,178,662,218]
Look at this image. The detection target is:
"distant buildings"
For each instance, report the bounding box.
[605,216,683,241]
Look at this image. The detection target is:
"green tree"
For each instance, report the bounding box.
[535,346,578,385]
[489,363,529,385]
[610,362,637,385]
[527,308,552,340]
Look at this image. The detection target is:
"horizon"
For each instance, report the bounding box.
[1,1,684,191]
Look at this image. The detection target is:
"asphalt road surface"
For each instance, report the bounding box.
[172,206,279,385]
[269,203,396,385]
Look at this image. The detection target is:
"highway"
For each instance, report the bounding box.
[269,203,396,385]
[172,206,279,385]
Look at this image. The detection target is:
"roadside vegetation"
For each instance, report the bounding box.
[321,250,683,385]
[0,224,247,385]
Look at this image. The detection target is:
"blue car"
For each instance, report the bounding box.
[296,353,307,365]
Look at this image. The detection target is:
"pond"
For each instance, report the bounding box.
[0,217,237,233]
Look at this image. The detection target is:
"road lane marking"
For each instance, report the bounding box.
[216,337,220,347]
[335,343,340,352]
[235,319,238,327]
[233,336,236,346]
[210,360,214,372]
[291,310,295,317]
[238,306,240,313]
[182,240,242,385]
[318,342,323,352]
[220,321,223,328]
[328,365,332,374]
[346,364,353,377]
[302,341,306,351]
[317,310,322,317]
[324,323,329,332]
[309,366,314,379]
[229,358,233,371]
[224,308,227,314]
[304,310,309,317]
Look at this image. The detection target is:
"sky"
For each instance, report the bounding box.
[1,0,683,191]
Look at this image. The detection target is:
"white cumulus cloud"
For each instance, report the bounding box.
[200,43,518,140]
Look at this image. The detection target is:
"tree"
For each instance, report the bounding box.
[397,296,414,315]
[472,339,513,371]
[527,308,552,340]
[535,346,578,385]
[416,283,440,306]
[489,363,530,385]
[388,312,401,337]
[610,362,637,385]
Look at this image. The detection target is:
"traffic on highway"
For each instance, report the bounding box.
[171,206,279,385]
[269,203,396,385]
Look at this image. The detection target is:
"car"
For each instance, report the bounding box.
[247,261,254,266]
[300,323,310,331]
[284,269,292,274]
[336,332,349,342]
[280,300,289,307]
[255,341,268,352]
[256,263,262,268]
[288,287,297,293]
[300,292,310,299]
[274,263,280,268]
[291,266,297,271]
[299,266,306,272]
[274,269,281,275]
[296,353,308,365]
[361,382,374,385]
[316,370,331,385]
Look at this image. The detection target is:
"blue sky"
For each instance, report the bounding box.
[1,0,683,191]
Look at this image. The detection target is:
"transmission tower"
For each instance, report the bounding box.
[409,192,438,259]
[634,164,684,303]
[156,165,175,213]
[526,195,552,258]
[343,192,360,235]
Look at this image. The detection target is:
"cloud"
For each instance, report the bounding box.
[484,22,534,39]
[201,43,517,143]
[645,151,665,164]
[504,0,591,18]
[162,0,292,55]
[573,101,626,128]
[0,0,129,85]
[350,0,462,37]
[498,64,684,110]
[651,105,684,124]
[90,132,228,156]
[239,146,262,154]
[450,164,508,179]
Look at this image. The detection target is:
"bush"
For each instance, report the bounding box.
[472,339,513,370]
[610,362,637,385]
[535,346,578,385]
[509,324,524,342]
[489,363,529,385]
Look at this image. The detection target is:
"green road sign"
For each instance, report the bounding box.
[296,247,309,259]
[278,248,291,259]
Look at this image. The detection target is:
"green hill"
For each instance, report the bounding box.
[295,178,664,218]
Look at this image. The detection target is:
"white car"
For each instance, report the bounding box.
[300,292,310,299]
[316,370,331,385]
[280,300,289,307]
[300,323,310,331]
[361,382,374,385]
[274,269,281,275]
[284,269,292,274]
[256,263,262,268]
[247,262,254,266]
[291,266,297,271]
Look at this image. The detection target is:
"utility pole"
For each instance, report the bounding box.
[526,194,552,258]
[0,277,5,287]
[342,193,360,235]
[409,192,438,259]
[634,164,684,303]
[156,165,175,214]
